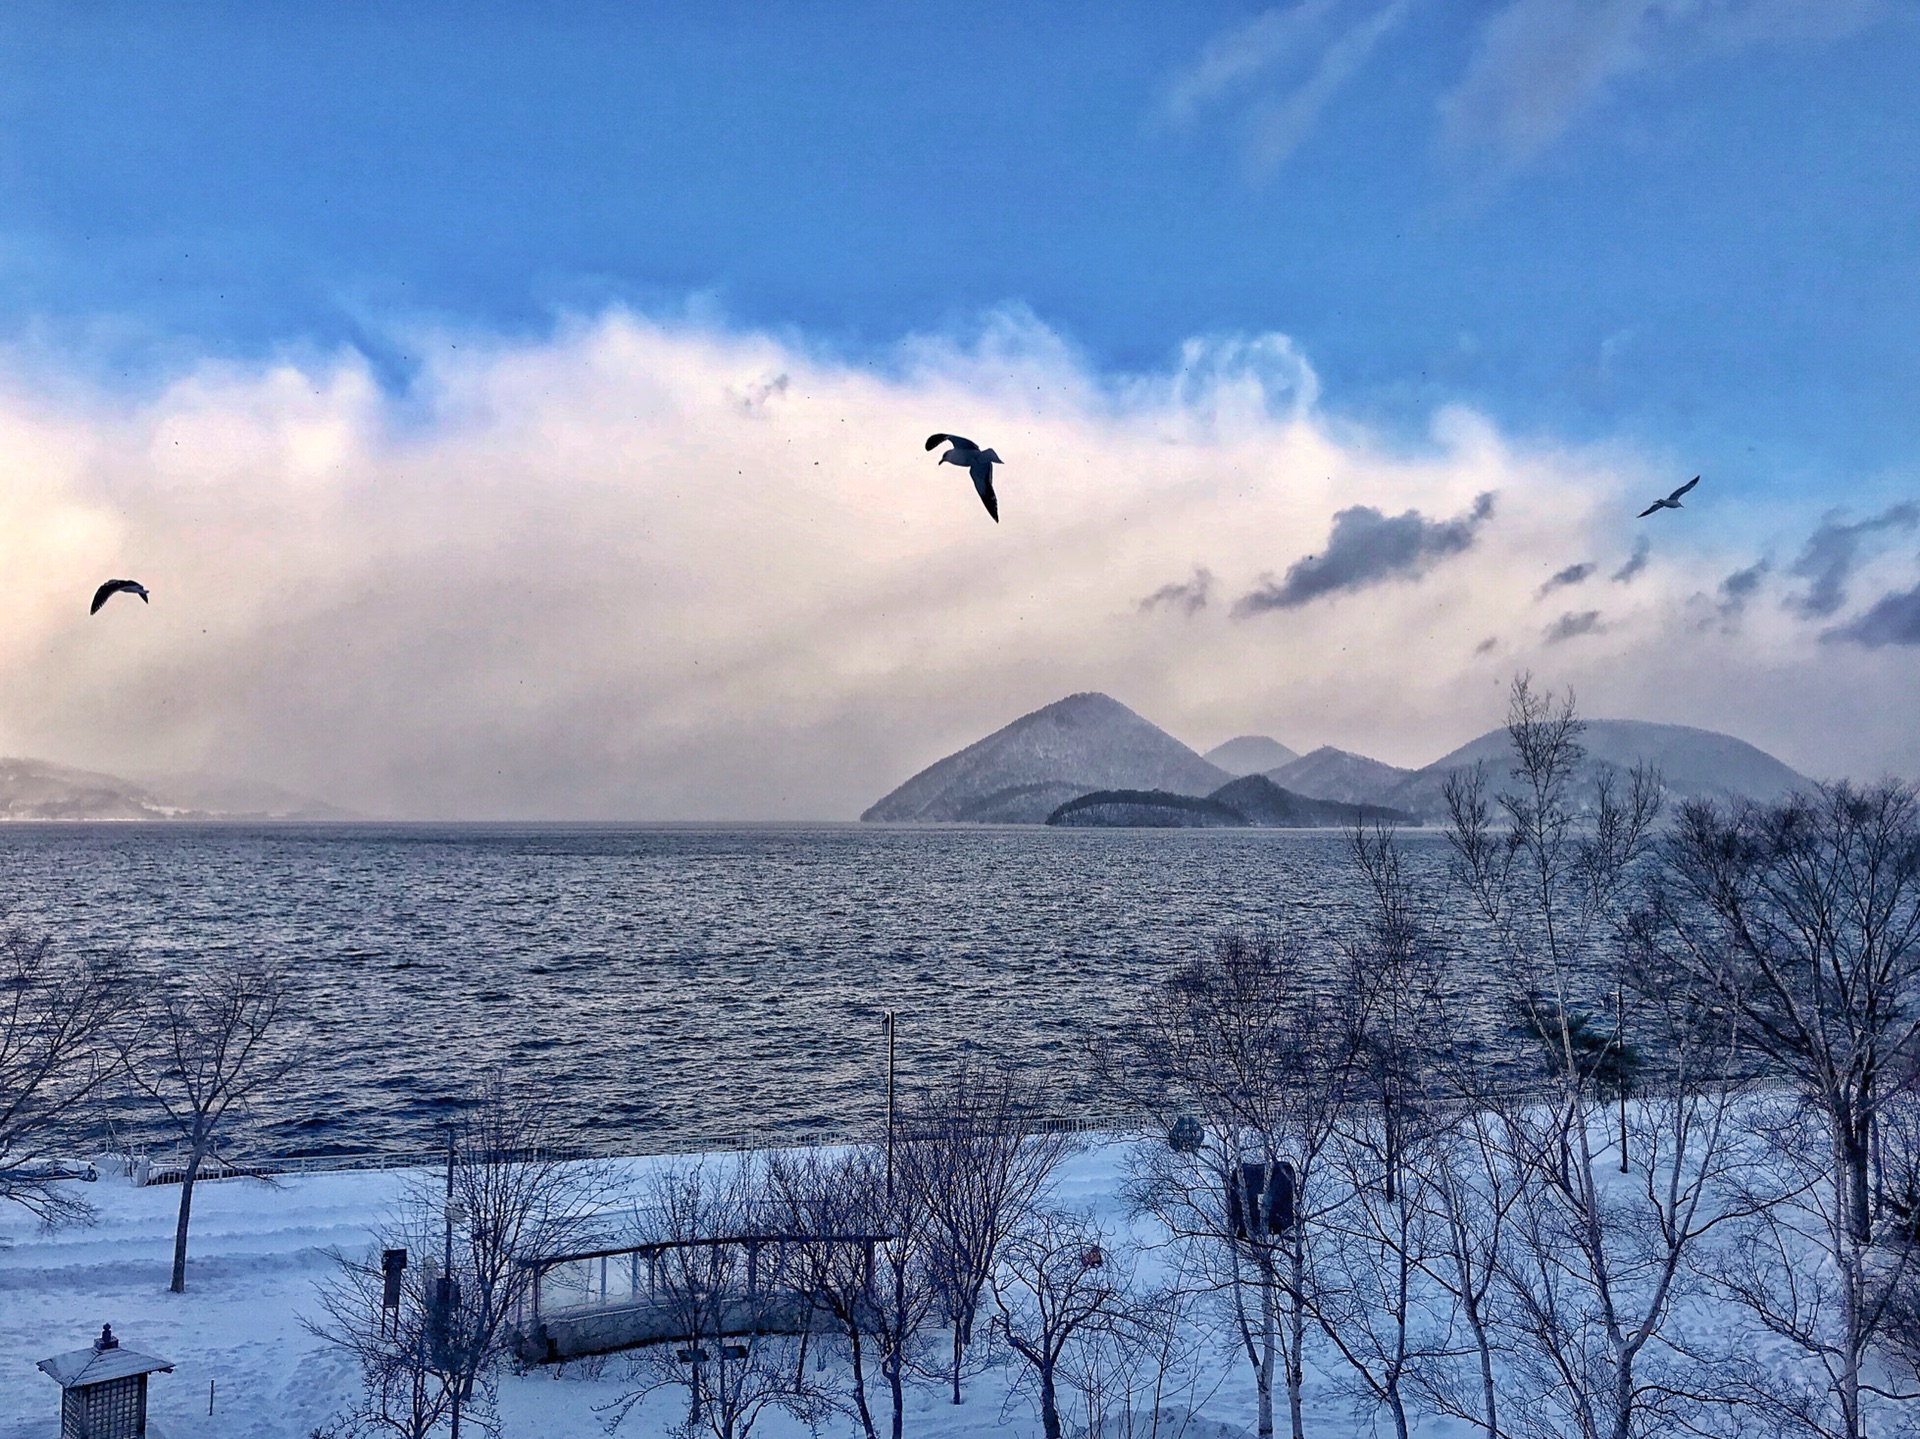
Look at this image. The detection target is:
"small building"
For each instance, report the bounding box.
[37,1325,174,1439]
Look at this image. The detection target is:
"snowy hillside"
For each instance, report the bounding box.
[861,694,1228,823]
[1264,747,1415,808]
[0,757,351,822]
[0,758,181,821]
[1201,736,1299,776]
[1383,718,1811,818]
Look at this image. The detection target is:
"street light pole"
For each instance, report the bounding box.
[441,1124,462,1439]
[884,1011,897,1202]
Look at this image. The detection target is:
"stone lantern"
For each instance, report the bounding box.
[37,1325,174,1438]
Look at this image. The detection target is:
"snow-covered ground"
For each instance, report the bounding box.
[0,1143,1296,1439]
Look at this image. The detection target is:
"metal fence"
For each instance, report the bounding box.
[113,1106,1154,1185]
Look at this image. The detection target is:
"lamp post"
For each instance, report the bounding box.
[884,1011,897,1202]
[437,1122,465,1439]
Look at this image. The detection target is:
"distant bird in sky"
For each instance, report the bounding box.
[926,433,1004,522]
[1637,475,1700,518]
[90,579,149,614]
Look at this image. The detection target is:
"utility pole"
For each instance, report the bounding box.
[439,1123,463,1439]
[884,1011,897,1202]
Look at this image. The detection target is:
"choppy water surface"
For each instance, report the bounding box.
[4,823,1456,1156]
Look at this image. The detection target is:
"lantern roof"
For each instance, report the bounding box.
[38,1326,175,1389]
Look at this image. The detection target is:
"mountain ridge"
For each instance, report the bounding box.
[0,756,354,821]
[1204,736,1300,775]
[861,693,1229,823]
[863,695,1817,825]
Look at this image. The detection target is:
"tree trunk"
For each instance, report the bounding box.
[951,1323,963,1404]
[1467,1299,1498,1439]
[1254,1270,1275,1438]
[847,1329,880,1439]
[1286,1242,1307,1439]
[887,1246,908,1439]
[1039,1359,1063,1439]
[170,1142,206,1293]
[1840,1233,1865,1439]
[1845,1124,1874,1247]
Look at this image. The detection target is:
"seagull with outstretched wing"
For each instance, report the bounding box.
[90,579,150,614]
[926,433,1004,522]
[1637,475,1700,518]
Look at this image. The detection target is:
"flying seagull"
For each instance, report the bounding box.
[926,433,1004,522]
[1637,475,1700,518]
[90,579,150,615]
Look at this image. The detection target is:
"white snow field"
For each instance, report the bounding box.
[0,1142,1294,1439]
[1,1128,1870,1439]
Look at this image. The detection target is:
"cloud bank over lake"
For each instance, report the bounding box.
[0,308,1913,818]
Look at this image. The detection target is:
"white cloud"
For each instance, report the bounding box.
[1161,1,1346,126]
[1167,1,1891,183]
[0,308,1912,816]
[1439,0,1889,172]
[1162,1,1409,175]
[1246,1,1411,171]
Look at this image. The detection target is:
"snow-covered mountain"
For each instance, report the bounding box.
[1378,719,1810,819]
[1266,746,1416,807]
[138,770,357,820]
[866,696,1815,826]
[0,758,180,820]
[1203,735,1300,775]
[861,693,1230,823]
[0,756,352,821]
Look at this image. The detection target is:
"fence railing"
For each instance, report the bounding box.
[107,1106,1154,1185]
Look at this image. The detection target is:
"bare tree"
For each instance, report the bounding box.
[1443,676,1744,1439]
[1109,929,1360,1439]
[1053,1245,1223,1439]
[1342,822,1519,1439]
[990,1207,1130,1439]
[419,1075,624,1431]
[307,1077,619,1438]
[306,1242,476,1439]
[896,1059,1075,1407]
[1410,1103,1516,1439]
[764,1146,938,1439]
[121,954,300,1292]
[1309,821,1461,1439]
[0,924,122,1225]
[1638,780,1920,1437]
[1312,1124,1449,1439]
[603,1157,827,1439]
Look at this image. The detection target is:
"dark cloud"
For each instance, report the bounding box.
[1234,491,1495,615]
[1537,561,1594,598]
[1788,503,1919,618]
[1720,561,1768,609]
[1138,567,1215,616]
[732,372,790,415]
[1612,536,1650,584]
[1705,558,1771,629]
[1828,582,1920,648]
[1544,610,1603,644]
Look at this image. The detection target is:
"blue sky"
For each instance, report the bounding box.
[2,1,1915,495]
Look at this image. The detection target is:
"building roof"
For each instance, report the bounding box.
[38,1335,175,1388]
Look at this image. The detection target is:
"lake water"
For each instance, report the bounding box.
[4,823,1458,1157]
